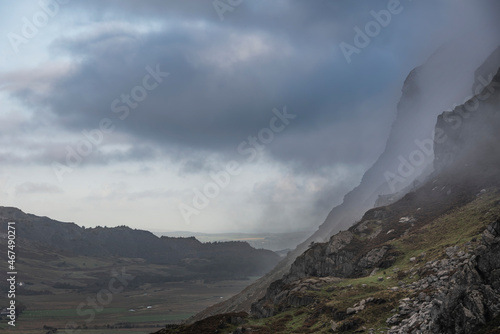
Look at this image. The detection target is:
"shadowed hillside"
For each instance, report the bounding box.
[0,208,280,281]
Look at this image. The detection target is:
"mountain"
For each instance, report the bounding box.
[155,230,312,252]
[155,55,500,334]
[0,207,280,281]
[248,67,500,333]
[186,44,500,323]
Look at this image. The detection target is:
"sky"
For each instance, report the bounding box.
[0,0,499,233]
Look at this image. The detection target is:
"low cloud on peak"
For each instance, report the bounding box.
[0,0,498,233]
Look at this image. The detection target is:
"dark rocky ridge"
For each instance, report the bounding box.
[434,67,500,175]
[0,207,280,280]
[474,46,500,85]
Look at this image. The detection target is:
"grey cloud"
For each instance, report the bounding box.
[0,133,158,167]
[85,182,175,201]
[2,1,499,176]
[178,156,222,176]
[246,170,361,233]
[15,182,63,195]
[3,20,396,172]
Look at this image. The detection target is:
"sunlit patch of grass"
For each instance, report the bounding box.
[391,190,500,267]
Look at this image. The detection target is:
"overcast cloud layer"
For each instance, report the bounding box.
[0,1,499,233]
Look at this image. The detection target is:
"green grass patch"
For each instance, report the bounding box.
[390,191,500,268]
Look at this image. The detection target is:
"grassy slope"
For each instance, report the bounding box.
[255,189,500,334]
[156,188,500,334]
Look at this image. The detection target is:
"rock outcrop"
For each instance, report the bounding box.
[387,221,500,334]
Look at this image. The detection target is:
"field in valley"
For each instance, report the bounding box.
[0,243,259,334]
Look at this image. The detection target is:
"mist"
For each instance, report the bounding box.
[0,0,499,233]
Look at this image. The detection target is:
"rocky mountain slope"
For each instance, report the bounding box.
[156,60,500,332]
[187,44,500,324]
[247,66,500,333]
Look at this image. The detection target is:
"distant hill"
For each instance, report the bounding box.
[154,230,313,252]
[0,208,280,281]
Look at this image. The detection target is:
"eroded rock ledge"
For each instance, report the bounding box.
[387,221,500,334]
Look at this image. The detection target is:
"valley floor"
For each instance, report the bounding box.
[0,252,259,334]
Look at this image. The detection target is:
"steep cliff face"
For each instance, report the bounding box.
[188,45,500,324]
[317,43,500,240]
[434,68,500,176]
[246,66,500,332]
[474,46,500,85]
